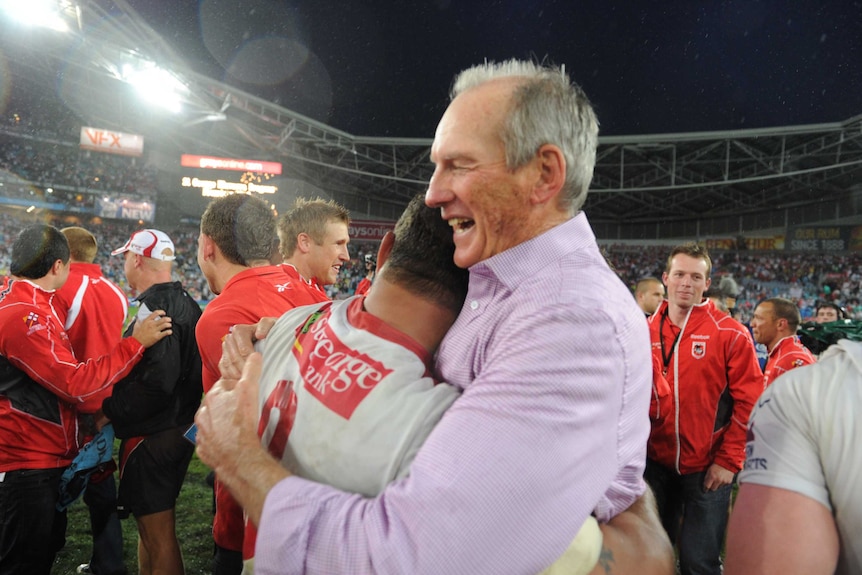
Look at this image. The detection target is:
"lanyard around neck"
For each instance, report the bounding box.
[659,309,682,376]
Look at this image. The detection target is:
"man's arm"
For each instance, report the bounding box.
[197,352,285,526]
[591,488,675,575]
[724,484,838,575]
[712,325,764,478]
[206,307,629,574]
[0,305,168,403]
[103,314,182,423]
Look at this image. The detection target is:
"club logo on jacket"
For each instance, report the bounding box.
[23,311,45,335]
[292,314,393,419]
[692,341,706,359]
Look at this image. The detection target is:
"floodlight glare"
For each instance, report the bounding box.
[121,61,188,114]
[1,0,70,32]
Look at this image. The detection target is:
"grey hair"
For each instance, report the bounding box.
[451,59,599,214]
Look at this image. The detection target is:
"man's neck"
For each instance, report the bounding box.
[12,275,55,291]
[135,273,172,295]
[767,334,788,354]
[362,277,456,355]
[283,257,312,282]
[667,302,691,327]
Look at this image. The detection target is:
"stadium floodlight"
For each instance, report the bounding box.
[120,60,188,114]
[0,0,70,32]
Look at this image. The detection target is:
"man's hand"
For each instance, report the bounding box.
[219,317,277,379]
[703,463,735,491]
[131,310,172,348]
[196,351,289,526]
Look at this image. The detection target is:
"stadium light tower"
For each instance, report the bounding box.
[0,0,71,32]
[120,58,189,113]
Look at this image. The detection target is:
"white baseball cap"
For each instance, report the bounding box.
[111,229,176,261]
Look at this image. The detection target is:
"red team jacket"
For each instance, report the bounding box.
[52,262,129,412]
[0,279,144,472]
[647,299,764,475]
[762,335,816,387]
[196,264,328,552]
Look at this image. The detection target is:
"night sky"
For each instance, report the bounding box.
[129,0,862,139]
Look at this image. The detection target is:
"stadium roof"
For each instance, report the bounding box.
[2,0,861,238]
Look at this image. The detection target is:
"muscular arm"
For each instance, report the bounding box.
[725,484,838,575]
[592,488,675,575]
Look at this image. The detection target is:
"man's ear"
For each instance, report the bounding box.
[530,144,566,206]
[376,232,395,273]
[296,232,312,255]
[200,234,216,262]
[52,259,65,276]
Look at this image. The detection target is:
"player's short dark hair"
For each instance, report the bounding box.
[11,225,70,279]
[201,194,276,266]
[382,194,470,315]
[762,297,802,331]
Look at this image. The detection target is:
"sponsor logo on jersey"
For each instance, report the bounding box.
[293,313,393,419]
[692,341,706,359]
[275,282,292,293]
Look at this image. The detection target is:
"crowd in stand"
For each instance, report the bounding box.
[607,244,862,323]
[3,108,861,319]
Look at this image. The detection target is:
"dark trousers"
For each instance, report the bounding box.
[645,459,732,575]
[0,467,68,575]
[213,543,243,575]
[84,472,127,575]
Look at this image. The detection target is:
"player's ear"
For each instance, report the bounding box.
[375,232,395,273]
[200,234,216,261]
[296,232,312,254]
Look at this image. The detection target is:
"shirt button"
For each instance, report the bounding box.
[470,301,479,310]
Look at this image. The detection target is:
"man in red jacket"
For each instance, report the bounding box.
[0,224,171,575]
[195,194,331,574]
[750,297,816,387]
[646,242,763,575]
[54,226,129,575]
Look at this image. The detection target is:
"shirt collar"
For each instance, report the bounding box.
[469,212,594,290]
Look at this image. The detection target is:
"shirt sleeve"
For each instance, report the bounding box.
[102,316,182,424]
[0,304,143,405]
[714,326,764,473]
[196,309,229,394]
[254,304,630,574]
[738,377,831,510]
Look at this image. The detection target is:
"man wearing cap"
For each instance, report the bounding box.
[0,225,171,575]
[195,195,330,575]
[53,226,129,575]
[101,229,203,575]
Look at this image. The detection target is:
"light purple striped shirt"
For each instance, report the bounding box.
[255,212,652,574]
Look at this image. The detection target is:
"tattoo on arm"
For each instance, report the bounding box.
[597,547,615,574]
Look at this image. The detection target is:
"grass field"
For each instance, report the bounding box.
[51,452,215,575]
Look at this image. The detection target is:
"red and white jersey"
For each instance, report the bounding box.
[257,296,459,496]
[53,262,128,412]
[762,335,816,387]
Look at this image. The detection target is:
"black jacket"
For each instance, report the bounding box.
[103,281,203,438]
